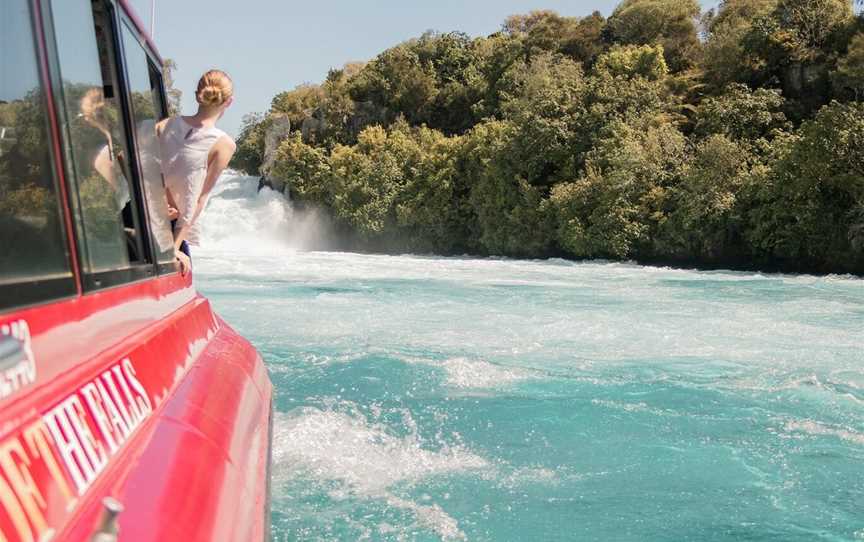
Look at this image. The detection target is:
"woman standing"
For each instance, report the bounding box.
[158,69,237,272]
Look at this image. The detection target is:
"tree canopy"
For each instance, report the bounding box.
[233,0,864,274]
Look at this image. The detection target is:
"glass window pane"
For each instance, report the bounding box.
[0,0,72,286]
[121,23,174,264]
[50,0,146,274]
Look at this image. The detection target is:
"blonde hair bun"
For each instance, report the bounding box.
[197,85,224,107]
[195,69,233,107]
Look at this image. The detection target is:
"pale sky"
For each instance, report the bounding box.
[129,0,720,136]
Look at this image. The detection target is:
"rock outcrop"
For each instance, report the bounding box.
[259,115,292,192]
[256,101,388,193]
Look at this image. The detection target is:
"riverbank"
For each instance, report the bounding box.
[250,173,864,278]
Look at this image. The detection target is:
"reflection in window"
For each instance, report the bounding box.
[51,0,146,274]
[121,22,174,264]
[0,0,71,286]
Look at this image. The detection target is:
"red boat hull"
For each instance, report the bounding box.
[0,276,273,541]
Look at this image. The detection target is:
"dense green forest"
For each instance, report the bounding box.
[231,0,864,273]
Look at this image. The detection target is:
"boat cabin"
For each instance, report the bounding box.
[0,1,273,540]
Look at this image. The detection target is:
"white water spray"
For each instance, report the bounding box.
[197,172,335,256]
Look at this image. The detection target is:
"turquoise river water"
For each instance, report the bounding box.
[196,175,864,541]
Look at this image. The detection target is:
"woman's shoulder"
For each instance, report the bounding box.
[212,128,236,149]
[205,130,236,161]
[215,133,237,156]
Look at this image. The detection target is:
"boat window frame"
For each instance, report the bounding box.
[115,15,178,277]
[151,64,178,276]
[0,0,78,313]
[41,0,160,292]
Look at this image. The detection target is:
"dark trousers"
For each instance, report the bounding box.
[172,220,191,258]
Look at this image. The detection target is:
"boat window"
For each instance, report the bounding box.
[0,0,76,310]
[120,22,175,268]
[48,0,154,288]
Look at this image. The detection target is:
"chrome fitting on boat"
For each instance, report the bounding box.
[89,497,124,542]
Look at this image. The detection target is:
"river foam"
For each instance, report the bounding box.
[272,404,488,540]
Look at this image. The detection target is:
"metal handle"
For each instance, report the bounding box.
[90,497,124,542]
[0,334,24,372]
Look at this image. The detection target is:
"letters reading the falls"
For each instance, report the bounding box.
[42,358,152,495]
[0,357,152,542]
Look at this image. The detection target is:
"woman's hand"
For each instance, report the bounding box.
[167,206,180,221]
[174,249,191,276]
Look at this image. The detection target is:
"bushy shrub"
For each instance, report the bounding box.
[694,83,789,141]
[461,120,554,257]
[550,120,688,259]
[745,102,864,270]
[666,135,753,260]
[606,0,702,72]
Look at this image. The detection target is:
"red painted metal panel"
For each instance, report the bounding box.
[0,278,272,541]
[53,322,272,542]
[116,0,164,64]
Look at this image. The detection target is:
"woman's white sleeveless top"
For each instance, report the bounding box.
[158,116,228,246]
